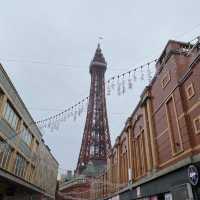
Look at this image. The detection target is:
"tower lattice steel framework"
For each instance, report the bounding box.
[76,44,111,175]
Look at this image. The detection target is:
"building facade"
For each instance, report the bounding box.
[0,64,58,199]
[92,38,200,200]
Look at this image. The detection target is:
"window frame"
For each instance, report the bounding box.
[0,138,12,170]
[193,115,200,134]
[186,83,195,100]
[14,153,28,178]
[3,101,20,131]
[20,124,33,147]
[161,70,171,89]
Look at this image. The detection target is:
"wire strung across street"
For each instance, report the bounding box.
[34,58,157,128]
[0,36,199,135]
[33,35,200,132]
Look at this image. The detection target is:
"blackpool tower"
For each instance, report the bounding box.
[76,44,111,176]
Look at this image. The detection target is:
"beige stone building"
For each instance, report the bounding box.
[0,64,58,200]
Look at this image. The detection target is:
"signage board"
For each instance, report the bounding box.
[188,165,199,186]
[165,193,172,200]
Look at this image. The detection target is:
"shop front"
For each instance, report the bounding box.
[119,163,200,200]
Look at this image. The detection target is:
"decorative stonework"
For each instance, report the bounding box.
[186,83,195,100]
[193,115,200,134]
[161,70,170,89]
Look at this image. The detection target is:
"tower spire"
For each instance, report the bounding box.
[76,44,111,176]
[90,43,106,73]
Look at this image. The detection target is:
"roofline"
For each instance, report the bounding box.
[0,63,58,165]
[0,63,42,137]
[112,38,197,148]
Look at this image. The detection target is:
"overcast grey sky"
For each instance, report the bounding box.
[1,0,200,173]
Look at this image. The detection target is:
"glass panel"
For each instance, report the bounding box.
[3,102,8,117]
[11,113,19,130]
[0,141,12,170]
[3,102,19,131]
[8,111,14,127]
[20,125,32,146]
[0,140,4,166]
[4,103,11,121]
[14,154,27,178]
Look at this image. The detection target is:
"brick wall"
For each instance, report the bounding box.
[93,39,200,199]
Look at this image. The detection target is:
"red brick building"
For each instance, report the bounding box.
[93,38,200,200]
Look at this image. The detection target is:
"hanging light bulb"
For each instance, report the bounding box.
[55,120,60,130]
[60,113,64,122]
[50,121,54,132]
[73,108,77,121]
[111,77,115,90]
[86,97,89,108]
[81,101,84,114]
[63,113,67,121]
[67,109,71,118]
[79,106,82,116]
[140,66,144,80]
[53,121,57,131]
[122,75,126,94]
[71,107,74,118]
[43,122,47,129]
[48,120,51,129]
[52,118,57,131]
[128,72,132,89]
[133,69,137,82]
[58,113,61,123]
[78,103,81,116]
[117,76,121,96]
[107,80,111,96]
[147,63,152,82]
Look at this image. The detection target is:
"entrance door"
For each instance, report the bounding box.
[171,183,194,200]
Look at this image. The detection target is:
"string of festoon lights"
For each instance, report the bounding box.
[34,35,200,132]
[0,36,198,137]
[35,58,157,132]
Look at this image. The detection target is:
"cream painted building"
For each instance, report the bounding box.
[0,64,58,200]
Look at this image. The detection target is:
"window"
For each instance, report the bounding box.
[186,83,195,100]
[0,139,12,170]
[14,153,28,178]
[0,89,4,109]
[28,165,35,182]
[20,124,33,146]
[161,71,170,88]
[132,130,146,179]
[166,97,182,154]
[3,101,19,130]
[193,116,200,134]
